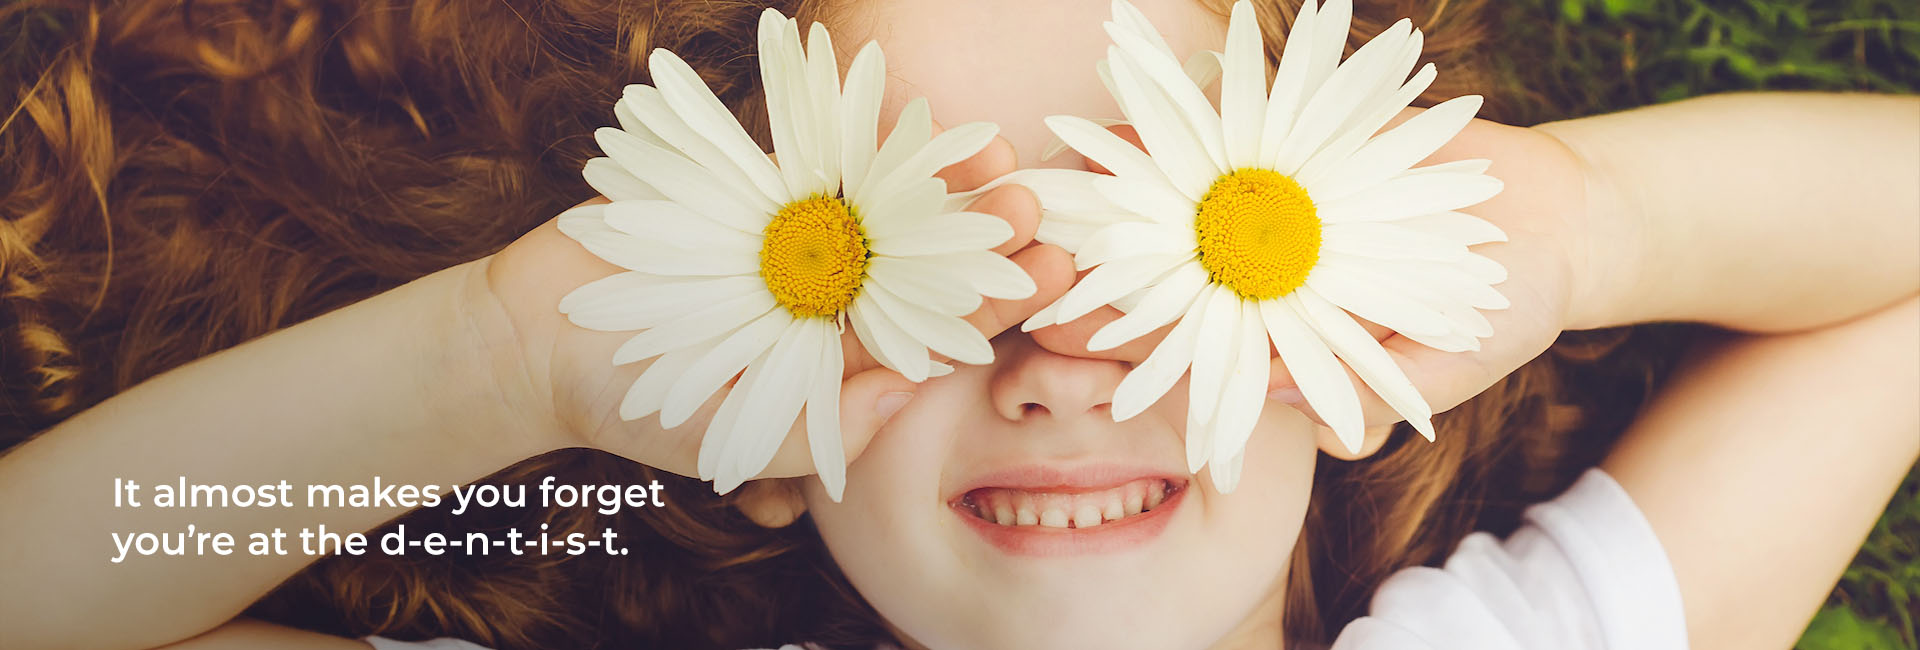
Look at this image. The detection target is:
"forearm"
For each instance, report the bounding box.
[1539,92,1920,331]
[1603,296,1920,650]
[0,260,552,650]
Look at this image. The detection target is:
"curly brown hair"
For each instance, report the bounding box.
[0,0,1688,647]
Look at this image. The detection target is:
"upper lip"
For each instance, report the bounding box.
[947,463,1189,502]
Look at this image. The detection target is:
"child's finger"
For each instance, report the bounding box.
[961,244,1076,343]
[965,183,1041,256]
[937,132,1018,193]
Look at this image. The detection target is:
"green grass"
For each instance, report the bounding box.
[1486,1,1919,648]
[1488,0,1920,123]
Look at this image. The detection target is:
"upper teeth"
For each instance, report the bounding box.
[962,478,1179,529]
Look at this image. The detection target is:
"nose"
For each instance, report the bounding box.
[988,334,1131,421]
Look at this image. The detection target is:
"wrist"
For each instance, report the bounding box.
[419,258,571,463]
[1534,119,1656,330]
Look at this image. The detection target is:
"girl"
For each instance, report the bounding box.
[1,1,1914,649]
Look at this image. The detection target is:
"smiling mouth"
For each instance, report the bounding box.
[955,478,1188,529]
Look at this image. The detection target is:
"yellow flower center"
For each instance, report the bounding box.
[1192,168,1322,301]
[760,195,870,318]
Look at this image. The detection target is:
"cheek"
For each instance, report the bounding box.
[801,375,982,643]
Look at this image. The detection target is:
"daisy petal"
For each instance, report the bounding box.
[695,345,764,482]
[660,309,792,428]
[867,256,984,316]
[1316,172,1504,224]
[1405,158,1493,176]
[805,22,843,190]
[714,317,822,494]
[1395,211,1508,246]
[559,204,754,275]
[1036,216,1111,253]
[1258,0,1321,161]
[595,127,769,232]
[647,51,789,207]
[1113,283,1215,421]
[1056,252,1193,323]
[759,12,817,197]
[1387,258,1510,310]
[1186,387,1215,479]
[1293,61,1437,188]
[562,274,764,332]
[864,178,948,231]
[1107,48,1219,199]
[854,98,933,205]
[1110,0,1179,58]
[1303,0,1354,97]
[1320,221,1468,261]
[604,200,761,253]
[1075,222,1195,271]
[807,331,849,501]
[1219,0,1266,169]
[618,339,717,421]
[612,290,778,365]
[1259,300,1365,453]
[895,250,1037,300]
[1272,19,1412,173]
[1308,95,1484,199]
[1291,289,1435,440]
[840,42,885,194]
[1185,290,1243,471]
[575,224,760,277]
[1044,115,1171,189]
[867,122,998,208]
[1460,251,1509,285]
[1104,23,1227,170]
[584,157,667,202]
[850,293,931,382]
[623,86,778,212]
[1184,50,1224,90]
[865,283,994,365]
[1209,301,1271,491]
[611,93,671,149]
[868,211,1014,257]
[1092,176,1196,226]
[1088,263,1208,352]
[1305,261,1454,338]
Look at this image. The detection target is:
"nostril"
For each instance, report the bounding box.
[1021,403,1051,418]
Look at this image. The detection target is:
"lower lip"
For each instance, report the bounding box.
[950,484,1186,557]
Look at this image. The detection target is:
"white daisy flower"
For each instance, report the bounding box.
[1022,0,1510,492]
[558,10,1035,501]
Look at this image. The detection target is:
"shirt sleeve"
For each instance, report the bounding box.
[364,637,495,650]
[1330,468,1689,650]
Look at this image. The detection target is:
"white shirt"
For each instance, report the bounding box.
[368,469,1686,650]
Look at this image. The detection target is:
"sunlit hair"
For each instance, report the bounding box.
[0,0,1683,647]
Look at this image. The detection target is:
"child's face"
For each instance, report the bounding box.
[803,337,1318,649]
[780,3,1325,648]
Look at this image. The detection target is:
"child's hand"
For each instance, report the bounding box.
[1031,113,1589,451]
[479,127,1074,481]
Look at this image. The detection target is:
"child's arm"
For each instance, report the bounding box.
[1602,296,1917,650]
[1535,92,1920,650]
[1538,92,1920,333]
[0,262,545,650]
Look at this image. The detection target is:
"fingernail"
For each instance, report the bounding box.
[876,391,915,421]
[1266,387,1304,404]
